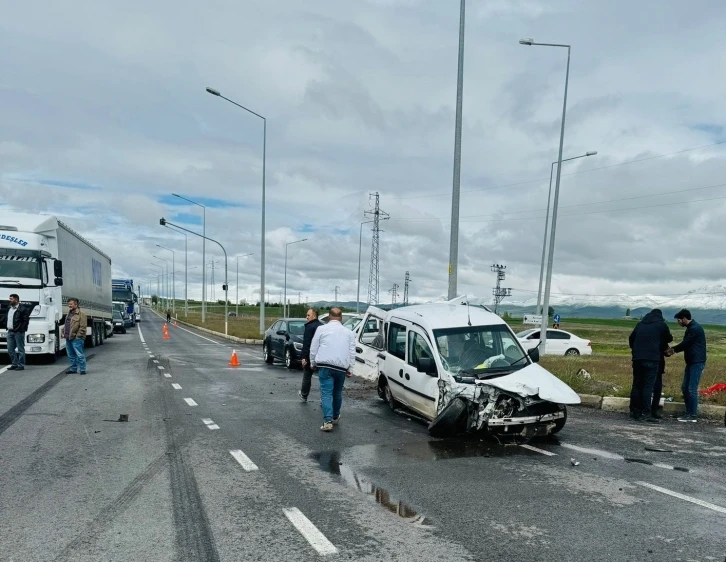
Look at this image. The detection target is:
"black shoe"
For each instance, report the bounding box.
[8,365,18,370]
[15,366,24,371]
[79,371,87,375]
[298,390,307,402]
[650,412,663,420]
[644,416,660,424]
[66,369,78,374]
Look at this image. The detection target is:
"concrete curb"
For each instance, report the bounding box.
[149,309,264,345]
[581,393,725,421]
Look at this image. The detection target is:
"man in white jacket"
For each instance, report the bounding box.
[310,307,356,431]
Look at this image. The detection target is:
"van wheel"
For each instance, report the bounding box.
[552,406,567,434]
[428,397,468,437]
[383,380,400,411]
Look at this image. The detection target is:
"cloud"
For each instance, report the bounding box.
[2,0,726,309]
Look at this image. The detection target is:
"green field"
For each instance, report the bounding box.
[153,302,726,406]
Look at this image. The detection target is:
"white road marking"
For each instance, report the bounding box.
[163,373,172,378]
[157,366,165,370]
[636,482,726,515]
[202,418,214,425]
[230,449,259,471]
[0,366,11,375]
[153,360,159,364]
[520,444,557,456]
[138,327,145,343]
[207,424,220,430]
[171,383,182,390]
[560,443,623,460]
[183,398,198,406]
[283,508,338,555]
[175,324,222,345]
[149,355,155,358]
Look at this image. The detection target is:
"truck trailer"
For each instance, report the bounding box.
[0,213,113,360]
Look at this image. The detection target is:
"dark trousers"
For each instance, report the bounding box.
[300,364,313,398]
[629,360,659,417]
[651,370,663,415]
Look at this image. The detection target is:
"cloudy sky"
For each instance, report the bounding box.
[1,0,725,307]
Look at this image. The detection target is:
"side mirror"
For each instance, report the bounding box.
[528,347,540,363]
[54,260,63,277]
[417,357,438,376]
[54,277,63,286]
[276,330,286,336]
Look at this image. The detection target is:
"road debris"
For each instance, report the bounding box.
[570,458,580,466]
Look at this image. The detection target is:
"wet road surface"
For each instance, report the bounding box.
[1,309,724,561]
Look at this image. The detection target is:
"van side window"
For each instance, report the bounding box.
[387,322,407,360]
[408,331,433,368]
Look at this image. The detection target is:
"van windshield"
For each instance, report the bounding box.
[432,324,528,376]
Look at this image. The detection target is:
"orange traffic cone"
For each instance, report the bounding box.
[174,321,178,328]
[229,350,240,367]
[162,323,168,334]
[164,329,170,340]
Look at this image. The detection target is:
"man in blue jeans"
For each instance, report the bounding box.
[310,308,356,432]
[64,298,88,375]
[666,309,706,422]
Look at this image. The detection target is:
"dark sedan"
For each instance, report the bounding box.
[262,318,307,369]
[112,311,127,334]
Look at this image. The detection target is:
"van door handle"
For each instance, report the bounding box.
[399,369,403,378]
[377,353,386,360]
[356,347,363,353]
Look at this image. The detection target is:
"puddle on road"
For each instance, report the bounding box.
[312,450,433,527]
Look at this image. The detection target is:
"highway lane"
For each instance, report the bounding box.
[1,309,724,561]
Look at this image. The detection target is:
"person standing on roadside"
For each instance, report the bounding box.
[666,309,706,422]
[628,308,672,423]
[64,298,88,375]
[310,308,355,432]
[4,294,30,371]
[166,309,171,323]
[299,308,322,402]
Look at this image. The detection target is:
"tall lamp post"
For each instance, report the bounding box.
[149,264,163,308]
[536,151,597,314]
[156,245,175,316]
[164,224,188,318]
[153,256,169,310]
[284,239,307,317]
[205,86,266,334]
[160,218,230,335]
[520,37,571,354]
[357,220,374,314]
[236,253,254,317]
[172,194,205,323]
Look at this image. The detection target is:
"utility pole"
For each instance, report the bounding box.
[298,292,301,305]
[491,264,512,315]
[333,285,340,305]
[389,283,400,306]
[210,260,216,302]
[403,271,411,306]
[365,192,389,305]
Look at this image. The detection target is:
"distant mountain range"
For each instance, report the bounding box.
[311,285,726,325]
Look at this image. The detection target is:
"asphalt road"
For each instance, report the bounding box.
[1,309,724,561]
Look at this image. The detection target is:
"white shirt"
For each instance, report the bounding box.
[310,320,356,371]
[7,305,17,330]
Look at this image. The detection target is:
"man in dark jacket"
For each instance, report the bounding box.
[299,308,322,402]
[666,309,706,422]
[628,309,672,422]
[4,294,31,371]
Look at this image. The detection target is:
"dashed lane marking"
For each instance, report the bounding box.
[637,482,726,515]
[283,508,338,555]
[0,366,11,375]
[230,449,259,471]
[520,444,557,456]
[153,360,159,364]
[138,326,145,343]
[183,398,198,407]
[163,373,172,378]
[207,424,220,430]
[171,383,182,390]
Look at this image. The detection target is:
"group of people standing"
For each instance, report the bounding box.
[629,308,706,423]
[298,307,356,432]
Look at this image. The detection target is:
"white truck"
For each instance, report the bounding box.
[0,213,112,360]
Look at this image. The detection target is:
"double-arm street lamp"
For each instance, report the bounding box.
[172,193,205,322]
[520,37,571,353]
[236,253,254,317]
[153,256,169,310]
[284,239,307,317]
[205,86,267,334]
[163,224,188,318]
[156,245,175,316]
[149,264,164,308]
[160,218,230,335]
[536,151,597,314]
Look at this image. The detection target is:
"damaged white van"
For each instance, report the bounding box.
[352,302,581,437]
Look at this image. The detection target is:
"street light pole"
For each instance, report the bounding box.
[357,220,374,314]
[520,37,571,353]
[153,256,169,310]
[205,87,266,335]
[284,239,307,317]
[156,245,176,316]
[536,151,597,314]
[160,218,230,335]
[236,253,253,317]
[172,194,205,322]
[149,264,163,308]
[164,225,189,318]
[447,0,466,300]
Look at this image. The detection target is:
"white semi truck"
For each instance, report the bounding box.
[0,213,112,360]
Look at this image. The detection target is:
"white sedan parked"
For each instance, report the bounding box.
[516,328,592,356]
